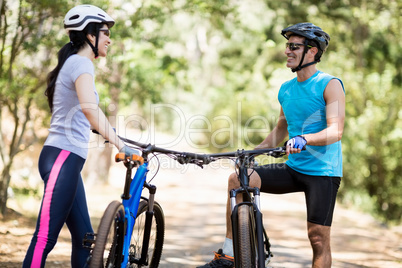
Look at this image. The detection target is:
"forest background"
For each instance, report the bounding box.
[0,0,401,226]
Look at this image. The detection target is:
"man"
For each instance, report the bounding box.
[198,22,345,268]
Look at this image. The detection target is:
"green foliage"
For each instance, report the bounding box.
[187,0,402,223]
[319,0,402,224]
[1,0,401,223]
[0,0,68,213]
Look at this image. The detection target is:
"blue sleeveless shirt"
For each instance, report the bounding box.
[278,70,344,177]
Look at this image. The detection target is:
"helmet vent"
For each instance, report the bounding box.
[98,13,106,18]
[70,15,79,20]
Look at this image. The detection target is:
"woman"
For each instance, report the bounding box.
[23,5,138,267]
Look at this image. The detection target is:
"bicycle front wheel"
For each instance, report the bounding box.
[237,204,257,268]
[129,200,165,267]
[90,200,125,268]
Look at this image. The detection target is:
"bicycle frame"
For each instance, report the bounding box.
[120,162,151,267]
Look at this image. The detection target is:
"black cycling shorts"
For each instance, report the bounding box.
[253,163,341,226]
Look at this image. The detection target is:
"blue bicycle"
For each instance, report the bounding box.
[86,135,206,268]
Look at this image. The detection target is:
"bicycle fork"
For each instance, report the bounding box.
[230,187,266,268]
[137,182,157,265]
[124,181,157,267]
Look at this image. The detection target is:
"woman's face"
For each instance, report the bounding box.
[96,26,111,57]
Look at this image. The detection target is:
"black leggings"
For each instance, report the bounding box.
[254,163,340,226]
[23,146,93,267]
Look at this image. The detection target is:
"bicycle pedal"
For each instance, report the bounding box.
[82,232,97,249]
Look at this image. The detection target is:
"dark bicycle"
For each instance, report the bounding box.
[193,147,287,268]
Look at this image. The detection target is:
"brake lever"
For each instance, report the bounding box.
[192,161,204,169]
[177,157,205,169]
[268,147,286,158]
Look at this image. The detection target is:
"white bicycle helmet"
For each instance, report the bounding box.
[64,5,115,32]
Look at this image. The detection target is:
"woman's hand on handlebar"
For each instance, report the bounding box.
[119,146,142,158]
[116,146,144,166]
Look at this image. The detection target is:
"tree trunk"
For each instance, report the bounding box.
[0,163,12,215]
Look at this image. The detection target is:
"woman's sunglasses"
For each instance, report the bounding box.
[286,42,312,51]
[99,29,110,37]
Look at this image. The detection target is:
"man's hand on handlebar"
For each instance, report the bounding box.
[285,135,307,155]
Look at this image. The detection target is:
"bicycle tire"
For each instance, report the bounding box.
[129,200,165,267]
[90,200,125,268]
[237,204,256,267]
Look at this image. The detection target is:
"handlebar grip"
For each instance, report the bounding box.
[115,153,144,166]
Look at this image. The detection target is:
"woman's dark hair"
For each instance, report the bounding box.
[45,23,103,112]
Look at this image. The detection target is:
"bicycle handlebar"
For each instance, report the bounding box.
[91,130,210,167]
[202,147,286,159]
[92,130,285,168]
[119,136,209,164]
[120,135,286,167]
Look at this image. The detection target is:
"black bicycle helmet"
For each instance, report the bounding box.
[281,22,330,72]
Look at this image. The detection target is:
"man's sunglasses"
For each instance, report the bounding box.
[99,29,110,37]
[286,42,312,51]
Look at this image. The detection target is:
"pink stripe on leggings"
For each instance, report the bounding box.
[31,150,70,267]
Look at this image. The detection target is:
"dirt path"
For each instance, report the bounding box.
[1,160,401,267]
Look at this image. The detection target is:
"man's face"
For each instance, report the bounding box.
[284,35,307,69]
